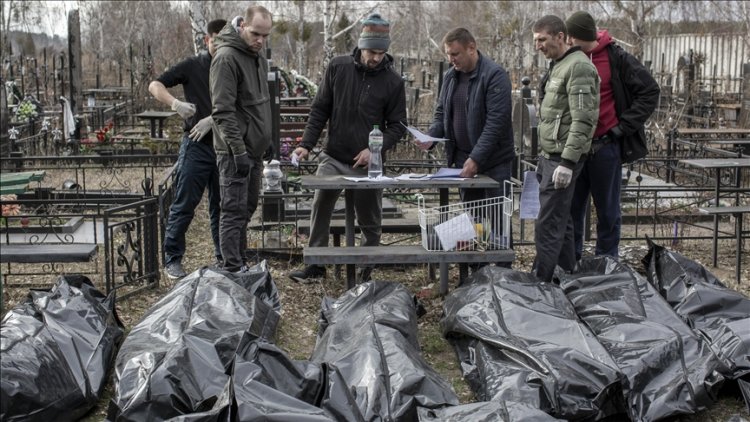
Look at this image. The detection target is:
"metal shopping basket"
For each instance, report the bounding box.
[417,186,513,251]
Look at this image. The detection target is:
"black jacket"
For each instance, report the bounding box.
[301,49,407,165]
[210,23,272,158]
[607,44,660,163]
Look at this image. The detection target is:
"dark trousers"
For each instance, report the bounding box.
[570,141,622,260]
[309,151,382,248]
[217,153,262,272]
[533,156,584,283]
[164,136,221,266]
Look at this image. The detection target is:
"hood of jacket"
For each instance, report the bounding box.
[213,24,260,59]
[591,30,613,55]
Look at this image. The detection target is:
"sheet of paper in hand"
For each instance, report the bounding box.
[401,123,449,144]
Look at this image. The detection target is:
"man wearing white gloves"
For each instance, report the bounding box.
[531,15,600,283]
[148,18,226,279]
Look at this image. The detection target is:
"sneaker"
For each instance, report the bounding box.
[357,267,373,283]
[289,265,326,283]
[165,262,187,280]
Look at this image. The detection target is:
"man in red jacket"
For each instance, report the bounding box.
[565,11,660,261]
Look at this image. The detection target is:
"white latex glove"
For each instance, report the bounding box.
[189,116,213,141]
[171,99,196,119]
[552,165,573,189]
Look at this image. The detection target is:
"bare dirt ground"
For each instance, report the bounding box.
[3,192,749,421]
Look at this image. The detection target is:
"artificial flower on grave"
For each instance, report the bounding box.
[1,194,25,227]
[1,194,21,217]
[15,98,39,122]
[96,120,115,145]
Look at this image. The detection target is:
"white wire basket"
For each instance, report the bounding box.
[417,189,513,252]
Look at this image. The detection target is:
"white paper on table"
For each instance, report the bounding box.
[434,212,477,251]
[343,176,393,182]
[428,168,464,179]
[394,173,430,180]
[520,170,540,219]
[401,123,450,144]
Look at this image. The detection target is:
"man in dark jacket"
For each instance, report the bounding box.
[210,5,273,273]
[149,18,225,280]
[289,13,407,283]
[422,27,516,254]
[565,11,660,261]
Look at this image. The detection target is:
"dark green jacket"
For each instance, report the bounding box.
[539,47,600,167]
[210,24,272,159]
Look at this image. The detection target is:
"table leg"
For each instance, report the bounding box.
[333,234,341,281]
[735,212,742,284]
[345,189,356,289]
[712,168,720,267]
[440,262,449,295]
[439,187,450,295]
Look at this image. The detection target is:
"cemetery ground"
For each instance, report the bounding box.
[2,188,749,421]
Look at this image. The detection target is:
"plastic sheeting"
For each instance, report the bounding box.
[417,400,565,421]
[108,270,459,421]
[560,256,725,421]
[1,275,124,422]
[107,263,281,421]
[311,281,460,421]
[643,240,750,381]
[441,267,624,421]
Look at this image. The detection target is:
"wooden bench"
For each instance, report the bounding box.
[304,245,515,295]
[280,106,311,114]
[0,170,46,195]
[296,218,421,246]
[0,243,98,263]
[698,205,750,283]
[298,218,422,280]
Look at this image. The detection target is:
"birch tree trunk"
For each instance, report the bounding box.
[323,0,333,70]
[295,0,305,75]
[188,1,207,54]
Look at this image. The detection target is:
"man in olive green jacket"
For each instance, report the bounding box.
[210,5,273,272]
[531,15,600,283]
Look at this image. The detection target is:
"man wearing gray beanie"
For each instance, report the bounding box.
[565,11,660,263]
[289,13,406,284]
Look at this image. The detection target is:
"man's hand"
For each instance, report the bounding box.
[292,146,310,161]
[353,148,371,168]
[189,116,213,141]
[171,99,196,119]
[234,152,251,177]
[552,165,573,189]
[415,140,434,151]
[459,158,478,178]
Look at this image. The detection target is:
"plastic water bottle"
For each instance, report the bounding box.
[368,124,383,178]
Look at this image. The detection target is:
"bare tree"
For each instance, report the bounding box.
[321,0,378,69]
[608,0,667,59]
[188,1,209,54]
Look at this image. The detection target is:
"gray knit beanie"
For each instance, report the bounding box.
[566,11,597,42]
[358,13,391,51]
